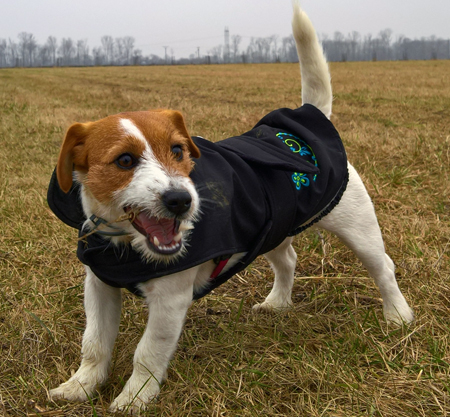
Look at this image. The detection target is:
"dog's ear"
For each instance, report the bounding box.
[157,110,201,158]
[56,123,90,193]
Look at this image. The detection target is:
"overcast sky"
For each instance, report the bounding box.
[1,0,449,58]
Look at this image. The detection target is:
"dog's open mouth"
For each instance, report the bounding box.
[125,208,183,255]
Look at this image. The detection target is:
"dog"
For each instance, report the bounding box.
[48,4,414,413]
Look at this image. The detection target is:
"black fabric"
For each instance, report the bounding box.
[47,172,84,230]
[47,104,348,299]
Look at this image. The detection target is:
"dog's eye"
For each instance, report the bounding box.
[115,153,138,169]
[171,145,183,161]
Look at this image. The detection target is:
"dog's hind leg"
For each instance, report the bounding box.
[49,267,122,402]
[253,236,297,312]
[316,164,414,325]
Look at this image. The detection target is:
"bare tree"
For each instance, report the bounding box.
[255,38,265,61]
[334,31,345,43]
[379,28,393,47]
[76,39,89,65]
[92,47,103,65]
[46,36,57,65]
[281,35,296,62]
[27,35,37,66]
[246,38,256,62]
[269,35,279,61]
[332,31,348,61]
[378,28,393,60]
[0,39,6,67]
[101,35,114,64]
[348,31,361,61]
[123,36,135,65]
[18,32,33,66]
[262,38,272,62]
[231,34,241,63]
[59,38,75,65]
[132,48,142,65]
[8,39,18,67]
[18,32,27,65]
[115,37,124,64]
[362,34,373,60]
[38,45,50,66]
[208,45,223,64]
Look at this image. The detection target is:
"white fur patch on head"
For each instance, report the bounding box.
[109,141,200,263]
[119,118,147,144]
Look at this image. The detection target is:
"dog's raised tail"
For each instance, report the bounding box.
[292,2,332,118]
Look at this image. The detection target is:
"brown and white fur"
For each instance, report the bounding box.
[49,4,414,413]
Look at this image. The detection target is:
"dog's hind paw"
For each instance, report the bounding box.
[383,302,415,326]
[252,299,292,313]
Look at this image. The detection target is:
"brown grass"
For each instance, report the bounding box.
[0,61,449,416]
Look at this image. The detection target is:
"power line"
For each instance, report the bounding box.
[137,35,222,48]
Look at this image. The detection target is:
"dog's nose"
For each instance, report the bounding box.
[162,190,192,215]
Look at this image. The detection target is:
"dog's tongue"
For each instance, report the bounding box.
[134,212,178,245]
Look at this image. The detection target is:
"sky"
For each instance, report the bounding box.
[1,0,449,59]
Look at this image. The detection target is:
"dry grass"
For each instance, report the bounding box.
[0,61,449,416]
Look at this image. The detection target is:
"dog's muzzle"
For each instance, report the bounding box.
[125,189,194,255]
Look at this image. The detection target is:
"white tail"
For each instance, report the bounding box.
[292,2,332,118]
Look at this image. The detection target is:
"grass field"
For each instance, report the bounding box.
[0,61,449,416]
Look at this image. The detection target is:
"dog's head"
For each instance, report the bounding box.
[57,110,201,263]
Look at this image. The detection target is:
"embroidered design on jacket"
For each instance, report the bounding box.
[276,132,318,189]
[292,172,310,189]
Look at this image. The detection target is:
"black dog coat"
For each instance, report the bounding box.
[48,104,348,299]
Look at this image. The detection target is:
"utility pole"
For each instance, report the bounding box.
[163,46,168,64]
[197,47,200,60]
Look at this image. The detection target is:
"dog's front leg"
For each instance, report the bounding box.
[50,266,122,402]
[109,269,197,414]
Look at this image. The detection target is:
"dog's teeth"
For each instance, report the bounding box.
[153,236,160,247]
[174,231,183,243]
[178,222,194,232]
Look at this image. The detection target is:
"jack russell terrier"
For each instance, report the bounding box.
[48,4,414,413]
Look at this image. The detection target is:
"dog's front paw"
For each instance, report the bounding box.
[109,396,146,415]
[109,378,160,415]
[49,379,91,403]
[109,390,157,415]
[49,364,108,403]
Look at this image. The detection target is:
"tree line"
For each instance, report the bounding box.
[1,29,449,68]
[0,34,138,67]
[321,29,450,62]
